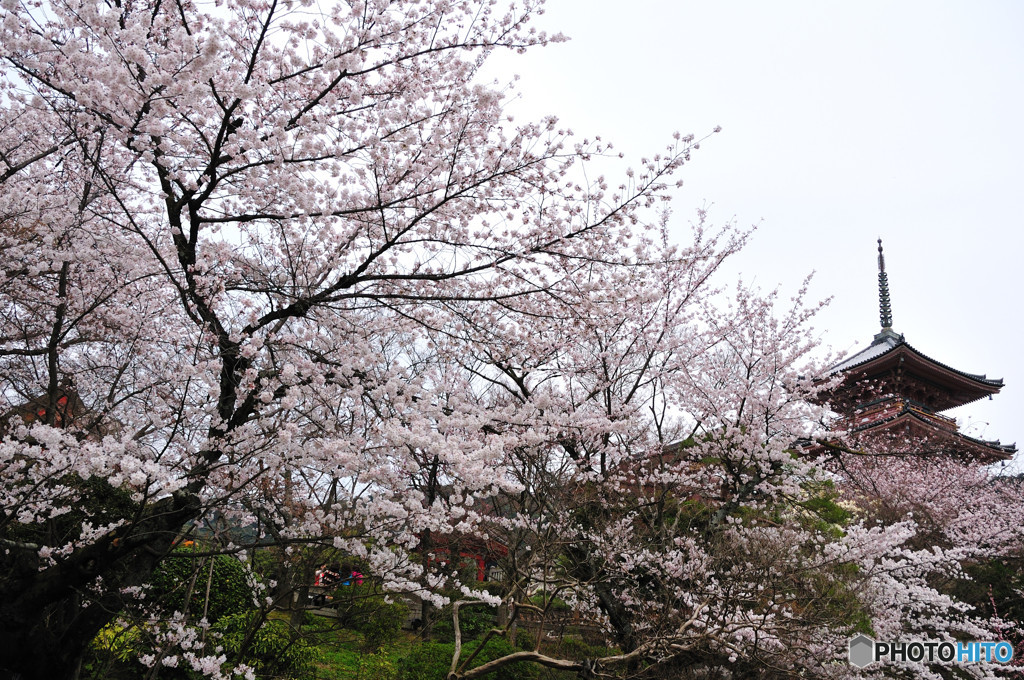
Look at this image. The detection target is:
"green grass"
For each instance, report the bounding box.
[313,646,363,680]
[306,617,416,680]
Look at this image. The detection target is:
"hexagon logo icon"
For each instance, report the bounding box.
[849,634,875,668]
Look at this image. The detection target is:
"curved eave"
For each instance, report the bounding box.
[853,410,1016,462]
[828,337,1003,408]
[828,335,903,374]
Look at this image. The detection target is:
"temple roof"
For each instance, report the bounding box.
[831,333,1003,387]
[827,333,1004,411]
[828,333,904,374]
[844,395,1015,462]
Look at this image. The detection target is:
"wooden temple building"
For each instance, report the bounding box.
[0,379,89,437]
[820,240,1015,462]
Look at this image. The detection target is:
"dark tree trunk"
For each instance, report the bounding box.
[0,492,200,680]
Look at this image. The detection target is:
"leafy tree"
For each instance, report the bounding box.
[149,547,255,624]
[211,612,320,679]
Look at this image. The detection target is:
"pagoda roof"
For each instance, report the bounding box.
[827,333,1004,410]
[847,401,1016,462]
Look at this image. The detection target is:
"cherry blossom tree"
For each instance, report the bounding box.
[832,452,1024,666]
[0,0,702,675]
[447,295,1024,680]
[834,453,1024,558]
[436,269,862,679]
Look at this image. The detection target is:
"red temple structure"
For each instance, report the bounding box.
[821,240,1015,462]
[0,379,88,436]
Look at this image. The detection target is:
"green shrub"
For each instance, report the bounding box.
[527,592,571,613]
[81,622,146,680]
[396,642,452,680]
[460,637,538,680]
[213,611,320,678]
[397,638,537,680]
[359,649,398,680]
[90,622,143,663]
[360,604,407,651]
[431,604,496,643]
[150,546,255,623]
[332,584,407,651]
[303,609,339,633]
[556,636,616,661]
[514,630,538,651]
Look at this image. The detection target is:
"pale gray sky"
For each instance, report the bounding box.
[484,0,1024,461]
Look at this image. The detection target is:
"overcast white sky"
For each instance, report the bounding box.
[484,0,1024,462]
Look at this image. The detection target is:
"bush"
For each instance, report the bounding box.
[431,604,496,643]
[527,591,571,613]
[556,636,617,661]
[332,584,407,650]
[81,622,145,680]
[397,638,537,680]
[396,642,452,680]
[515,630,539,651]
[89,622,143,663]
[359,602,407,651]
[150,546,255,623]
[213,611,320,678]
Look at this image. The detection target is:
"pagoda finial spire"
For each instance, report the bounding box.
[876,239,895,336]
